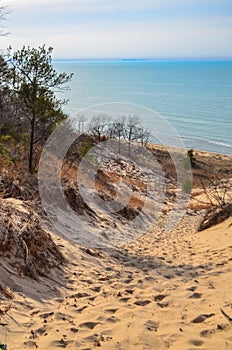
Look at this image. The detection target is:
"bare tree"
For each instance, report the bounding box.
[0,2,10,112]
[200,176,232,208]
[0,2,9,36]
[76,114,87,132]
[89,113,110,142]
[196,176,232,231]
[136,126,150,147]
[124,114,140,155]
[108,116,126,154]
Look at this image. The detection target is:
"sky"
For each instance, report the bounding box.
[1,0,232,59]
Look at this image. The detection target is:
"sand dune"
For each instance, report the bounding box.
[1,213,231,350]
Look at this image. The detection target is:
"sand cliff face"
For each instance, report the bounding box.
[0,149,231,349]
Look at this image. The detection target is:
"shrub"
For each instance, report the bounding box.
[182,178,192,194]
[188,149,196,168]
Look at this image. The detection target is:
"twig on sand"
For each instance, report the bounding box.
[220,309,232,323]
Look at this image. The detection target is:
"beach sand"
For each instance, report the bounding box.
[1,213,231,350]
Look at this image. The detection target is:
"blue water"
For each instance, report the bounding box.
[54,60,232,155]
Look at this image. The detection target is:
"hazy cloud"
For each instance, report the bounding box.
[2,0,232,58]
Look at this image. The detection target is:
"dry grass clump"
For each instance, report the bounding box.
[0,302,11,316]
[63,181,96,218]
[0,171,38,200]
[0,198,65,280]
[0,173,23,199]
[198,203,232,231]
[0,284,14,300]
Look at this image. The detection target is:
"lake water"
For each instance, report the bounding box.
[54,60,232,155]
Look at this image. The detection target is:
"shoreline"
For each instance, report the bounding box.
[147,142,232,159]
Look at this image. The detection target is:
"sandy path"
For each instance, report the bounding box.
[1,215,232,350]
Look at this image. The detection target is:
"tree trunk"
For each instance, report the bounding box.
[29,109,35,173]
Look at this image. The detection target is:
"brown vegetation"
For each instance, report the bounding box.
[0,196,65,280]
[198,203,232,231]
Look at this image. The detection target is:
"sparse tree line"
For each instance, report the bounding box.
[77,113,151,154]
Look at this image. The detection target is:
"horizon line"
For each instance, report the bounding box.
[53,57,232,62]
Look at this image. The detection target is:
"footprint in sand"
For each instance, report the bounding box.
[79,321,100,330]
[156,302,169,308]
[189,339,204,346]
[125,289,134,295]
[85,333,106,346]
[76,305,88,313]
[104,308,119,314]
[31,326,46,337]
[186,286,197,292]
[124,278,134,284]
[51,339,74,348]
[71,292,90,298]
[189,292,202,299]
[191,313,215,323]
[145,320,159,332]
[134,300,152,306]
[39,311,54,319]
[119,297,131,303]
[23,341,38,348]
[54,312,74,323]
[88,296,96,302]
[70,327,78,333]
[90,286,101,292]
[106,316,121,323]
[154,294,167,302]
[200,328,215,338]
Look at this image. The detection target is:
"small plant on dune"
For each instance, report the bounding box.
[200,176,232,208]
[0,284,14,300]
[0,127,11,158]
[188,149,196,167]
[0,302,11,317]
[78,140,93,159]
[183,149,196,170]
[181,178,192,194]
[196,176,232,231]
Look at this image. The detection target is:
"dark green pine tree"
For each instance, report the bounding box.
[7,45,73,172]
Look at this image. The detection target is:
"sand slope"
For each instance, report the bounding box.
[1,215,232,350]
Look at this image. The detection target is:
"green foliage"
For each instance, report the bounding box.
[78,141,93,159]
[78,140,99,166]
[0,133,10,155]
[183,157,192,171]
[183,149,196,171]
[6,45,73,172]
[8,45,73,93]
[0,55,9,84]
[181,178,192,194]
[0,125,12,164]
[188,149,196,167]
